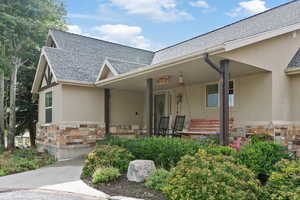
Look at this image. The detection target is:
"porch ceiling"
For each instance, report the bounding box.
[96,55,269,92]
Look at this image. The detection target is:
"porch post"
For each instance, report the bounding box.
[104,88,110,136]
[219,60,230,146]
[145,78,153,137]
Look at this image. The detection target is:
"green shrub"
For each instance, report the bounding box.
[92,167,121,184]
[265,159,300,200]
[82,144,134,178]
[199,135,220,145]
[205,145,237,156]
[103,137,201,169]
[0,149,55,176]
[235,141,288,183]
[164,150,263,200]
[145,169,170,191]
[250,133,273,143]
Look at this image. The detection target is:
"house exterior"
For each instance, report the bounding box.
[32,0,300,159]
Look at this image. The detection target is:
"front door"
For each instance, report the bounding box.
[154,92,172,133]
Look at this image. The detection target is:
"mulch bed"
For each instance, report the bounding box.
[83,174,168,200]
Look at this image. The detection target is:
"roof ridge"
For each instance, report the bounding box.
[155,0,299,53]
[49,29,155,53]
[106,57,148,66]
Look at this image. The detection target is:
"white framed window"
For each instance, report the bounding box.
[206,84,218,107]
[45,92,52,123]
[206,80,235,108]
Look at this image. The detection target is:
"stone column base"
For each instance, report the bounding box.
[36,122,105,160]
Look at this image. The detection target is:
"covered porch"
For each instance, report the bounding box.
[96,54,270,145]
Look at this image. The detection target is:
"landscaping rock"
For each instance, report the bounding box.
[110,196,144,200]
[127,160,156,183]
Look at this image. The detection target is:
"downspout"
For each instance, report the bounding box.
[204,53,230,146]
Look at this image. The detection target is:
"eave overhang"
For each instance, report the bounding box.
[285,67,300,75]
[95,45,225,87]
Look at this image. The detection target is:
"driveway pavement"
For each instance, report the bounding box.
[0,157,108,200]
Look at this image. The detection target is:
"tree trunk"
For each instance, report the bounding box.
[29,123,36,148]
[7,56,21,150]
[0,71,4,148]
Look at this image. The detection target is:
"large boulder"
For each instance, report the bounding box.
[127,160,156,183]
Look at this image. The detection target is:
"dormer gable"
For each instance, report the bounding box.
[97,60,119,81]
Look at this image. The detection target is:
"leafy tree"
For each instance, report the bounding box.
[0,43,10,148]
[0,0,66,149]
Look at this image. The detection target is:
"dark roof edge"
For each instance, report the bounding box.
[155,0,299,53]
[49,29,155,53]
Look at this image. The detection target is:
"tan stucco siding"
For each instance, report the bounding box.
[220,31,300,121]
[291,74,300,121]
[38,84,62,124]
[61,85,104,123]
[167,72,272,127]
[110,90,144,126]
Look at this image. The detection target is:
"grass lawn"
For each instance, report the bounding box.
[0,148,55,176]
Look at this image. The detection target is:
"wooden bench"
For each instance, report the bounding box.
[179,118,234,136]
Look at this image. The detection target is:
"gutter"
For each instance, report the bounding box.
[285,67,300,75]
[95,45,225,87]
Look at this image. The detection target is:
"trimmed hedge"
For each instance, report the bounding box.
[102,137,201,169]
[81,144,134,178]
[265,159,300,200]
[163,150,263,200]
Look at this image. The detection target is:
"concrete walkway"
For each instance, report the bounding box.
[0,157,109,200]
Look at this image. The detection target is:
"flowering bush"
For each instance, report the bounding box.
[163,150,263,200]
[81,144,134,178]
[92,167,121,184]
[145,169,170,191]
[265,159,300,200]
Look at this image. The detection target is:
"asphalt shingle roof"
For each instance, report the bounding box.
[51,30,154,65]
[43,47,105,82]
[106,58,147,74]
[152,0,300,64]
[43,0,300,83]
[288,48,300,68]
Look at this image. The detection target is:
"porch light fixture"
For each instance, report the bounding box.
[177,73,184,86]
[157,76,169,86]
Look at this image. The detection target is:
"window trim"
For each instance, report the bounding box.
[205,80,235,109]
[45,91,53,124]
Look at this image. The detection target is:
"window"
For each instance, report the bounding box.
[206,81,235,107]
[229,81,234,107]
[206,84,218,107]
[45,92,52,123]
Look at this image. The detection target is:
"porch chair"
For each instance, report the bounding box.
[171,115,186,138]
[229,137,241,152]
[156,116,170,137]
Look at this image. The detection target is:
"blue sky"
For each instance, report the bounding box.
[63,0,291,51]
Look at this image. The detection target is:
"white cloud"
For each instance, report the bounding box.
[93,24,152,49]
[67,25,82,34]
[189,1,209,8]
[110,0,193,22]
[227,0,268,18]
